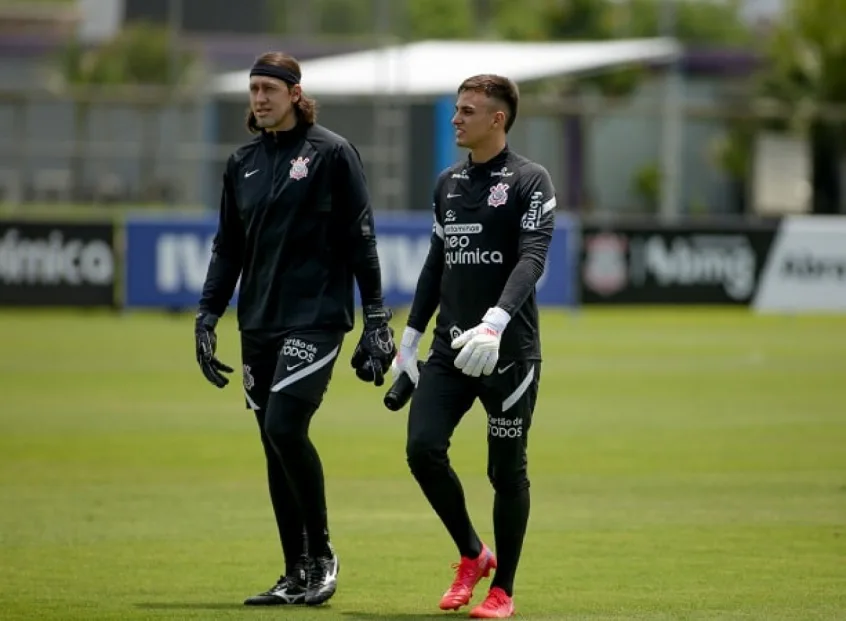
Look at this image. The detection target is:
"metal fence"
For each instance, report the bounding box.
[0,82,837,218]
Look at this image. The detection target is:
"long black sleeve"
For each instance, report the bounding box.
[334,140,383,308]
[407,178,448,332]
[496,164,556,316]
[407,233,444,332]
[198,161,244,316]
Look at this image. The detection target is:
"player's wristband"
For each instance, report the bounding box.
[195,311,219,330]
[481,307,510,333]
[401,326,422,350]
[363,304,391,327]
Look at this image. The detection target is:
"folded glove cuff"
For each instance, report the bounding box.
[401,326,422,349]
[363,304,391,326]
[482,307,510,333]
[196,311,219,330]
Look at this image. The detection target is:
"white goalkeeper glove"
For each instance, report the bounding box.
[451,307,510,377]
[391,326,422,386]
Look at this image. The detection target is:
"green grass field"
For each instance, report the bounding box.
[1,307,844,621]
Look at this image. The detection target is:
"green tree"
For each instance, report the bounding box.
[622,0,752,46]
[406,0,476,40]
[315,0,373,38]
[50,37,123,199]
[50,21,197,202]
[757,0,846,126]
[496,0,754,96]
[752,0,846,213]
[708,0,846,214]
[493,0,564,42]
[92,21,195,86]
[541,0,615,40]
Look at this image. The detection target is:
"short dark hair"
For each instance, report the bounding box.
[457,74,520,133]
[246,51,318,133]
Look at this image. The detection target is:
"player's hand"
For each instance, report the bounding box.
[351,304,396,387]
[451,307,511,377]
[391,326,422,387]
[195,311,234,388]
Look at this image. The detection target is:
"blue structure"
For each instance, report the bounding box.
[122,213,579,310]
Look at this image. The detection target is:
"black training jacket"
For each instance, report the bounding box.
[198,122,383,334]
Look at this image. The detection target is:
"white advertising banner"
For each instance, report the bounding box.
[753,216,846,313]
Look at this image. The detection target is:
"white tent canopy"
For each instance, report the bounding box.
[211,37,681,99]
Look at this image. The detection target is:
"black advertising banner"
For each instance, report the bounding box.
[0,220,117,307]
[579,221,780,305]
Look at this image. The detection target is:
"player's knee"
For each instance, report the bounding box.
[487,461,530,495]
[257,427,280,463]
[406,436,447,478]
[263,393,315,450]
[264,419,304,455]
[489,472,530,495]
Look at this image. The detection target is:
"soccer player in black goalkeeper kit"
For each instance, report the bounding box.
[391,75,556,619]
[193,52,395,608]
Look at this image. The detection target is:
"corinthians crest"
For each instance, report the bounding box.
[243,364,255,390]
[289,156,310,180]
[583,233,628,296]
[488,182,509,208]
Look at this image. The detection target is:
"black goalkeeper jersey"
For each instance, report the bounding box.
[198,122,383,333]
[407,145,556,361]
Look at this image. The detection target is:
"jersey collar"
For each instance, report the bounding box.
[261,122,307,147]
[466,145,510,174]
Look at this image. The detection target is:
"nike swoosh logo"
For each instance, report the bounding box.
[286,362,305,371]
[245,169,259,178]
[497,362,515,374]
[447,193,461,198]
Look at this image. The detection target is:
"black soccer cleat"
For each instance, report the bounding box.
[305,543,340,606]
[243,564,307,606]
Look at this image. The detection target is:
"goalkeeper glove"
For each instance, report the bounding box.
[195,312,234,388]
[391,326,422,387]
[451,307,510,377]
[350,304,396,387]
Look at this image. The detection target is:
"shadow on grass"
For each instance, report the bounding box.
[340,613,454,620]
[134,603,245,611]
[133,603,453,618]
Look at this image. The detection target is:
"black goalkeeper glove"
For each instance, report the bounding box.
[350,304,396,387]
[194,311,234,388]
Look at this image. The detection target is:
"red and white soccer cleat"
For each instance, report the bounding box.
[438,544,497,611]
[468,586,515,618]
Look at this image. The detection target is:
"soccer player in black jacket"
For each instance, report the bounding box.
[392,75,556,618]
[193,51,395,608]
